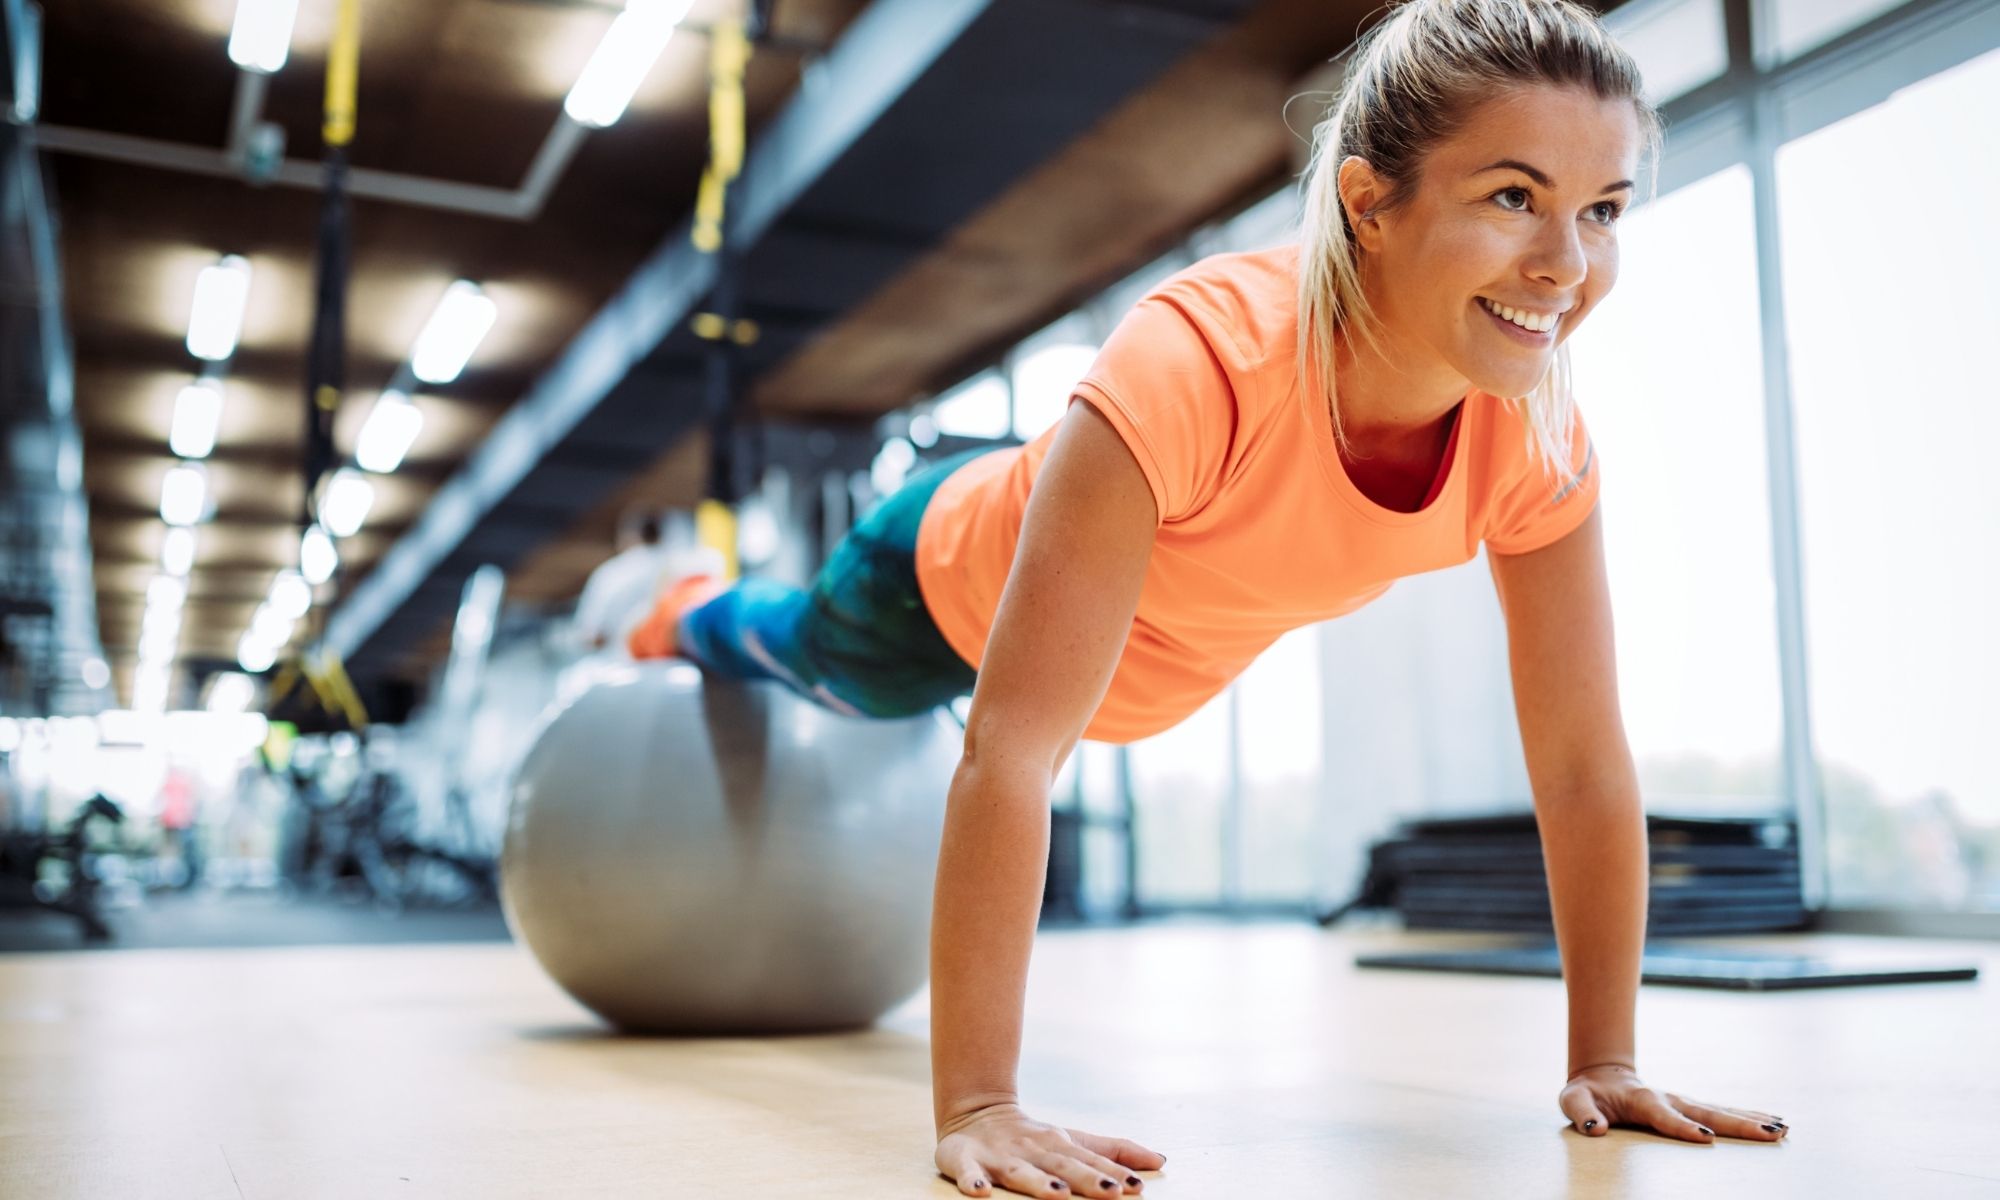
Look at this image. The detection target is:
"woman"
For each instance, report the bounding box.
[629,1,1792,1193]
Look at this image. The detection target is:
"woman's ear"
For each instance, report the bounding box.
[1336,155,1387,253]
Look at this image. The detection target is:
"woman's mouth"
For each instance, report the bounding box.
[1477,296,1562,344]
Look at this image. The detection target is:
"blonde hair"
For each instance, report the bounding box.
[1296,0,1664,472]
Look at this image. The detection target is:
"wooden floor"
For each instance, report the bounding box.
[1,922,1995,1198]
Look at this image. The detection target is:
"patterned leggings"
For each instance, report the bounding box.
[676,447,997,718]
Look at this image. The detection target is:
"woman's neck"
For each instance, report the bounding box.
[1330,326,1471,455]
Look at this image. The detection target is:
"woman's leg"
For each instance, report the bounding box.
[666,446,997,718]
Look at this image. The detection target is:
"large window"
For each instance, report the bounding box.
[1775,47,2000,909]
[1566,164,1787,814]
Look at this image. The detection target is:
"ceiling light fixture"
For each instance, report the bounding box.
[319,469,374,538]
[161,526,197,577]
[160,463,208,527]
[237,633,277,675]
[563,0,695,129]
[300,524,338,586]
[409,281,497,385]
[205,672,257,715]
[186,255,252,362]
[268,570,312,621]
[355,390,424,473]
[169,380,224,459]
[228,0,300,74]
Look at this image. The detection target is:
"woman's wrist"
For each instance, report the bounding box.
[1566,1060,1639,1082]
[936,1093,1023,1138]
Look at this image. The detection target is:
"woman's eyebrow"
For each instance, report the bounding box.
[1474,159,1634,194]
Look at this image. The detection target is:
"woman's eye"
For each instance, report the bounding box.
[1495,187,1531,211]
[1590,201,1626,225]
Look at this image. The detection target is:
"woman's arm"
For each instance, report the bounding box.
[1487,507,1646,1077]
[1490,510,1791,1145]
[929,398,1162,1193]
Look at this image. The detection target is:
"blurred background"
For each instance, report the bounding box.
[1,0,1994,953]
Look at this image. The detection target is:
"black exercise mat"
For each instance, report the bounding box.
[1354,941,1981,991]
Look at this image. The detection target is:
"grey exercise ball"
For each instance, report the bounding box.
[501,662,963,1034]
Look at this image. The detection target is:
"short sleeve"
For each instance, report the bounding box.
[1482,402,1601,555]
[1070,296,1239,526]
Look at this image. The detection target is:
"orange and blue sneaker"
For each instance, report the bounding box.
[626,574,727,659]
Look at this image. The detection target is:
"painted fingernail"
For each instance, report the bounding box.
[1101,1182,1117,1192]
[1699,1126,1714,1136]
[1126,1177,1142,1187]
[1761,1123,1781,1132]
[1050,1184,1066,1192]
[1583,1120,1597,1130]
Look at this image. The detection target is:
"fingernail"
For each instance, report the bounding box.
[1583,1120,1597,1130]
[1101,1182,1117,1192]
[1126,1177,1142,1187]
[1699,1126,1714,1136]
[1050,1185,1066,1192]
[1761,1123,1781,1132]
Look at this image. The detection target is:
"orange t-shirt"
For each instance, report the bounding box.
[914,243,1600,744]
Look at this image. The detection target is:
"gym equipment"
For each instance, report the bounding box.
[0,794,127,941]
[502,663,961,1034]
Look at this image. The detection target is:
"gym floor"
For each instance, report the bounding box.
[1,922,1994,1198]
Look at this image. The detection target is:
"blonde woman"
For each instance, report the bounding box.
[629,1,1792,1192]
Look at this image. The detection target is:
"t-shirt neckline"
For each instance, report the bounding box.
[1303,384,1475,527]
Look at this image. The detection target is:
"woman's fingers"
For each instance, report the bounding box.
[1066,1129,1167,1171]
[939,1145,996,1196]
[1632,1088,1715,1142]
[1666,1094,1789,1141]
[995,1158,1075,1197]
[1027,1149,1135,1197]
[1559,1086,1611,1136]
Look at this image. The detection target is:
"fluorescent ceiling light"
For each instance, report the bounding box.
[237,633,277,675]
[563,0,694,129]
[147,575,188,612]
[300,524,338,586]
[205,672,257,715]
[320,469,374,538]
[268,570,312,621]
[160,463,207,526]
[186,255,252,362]
[228,0,299,74]
[161,526,197,577]
[249,603,294,649]
[138,622,179,666]
[141,605,182,643]
[355,390,424,473]
[132,663,171,714]
[169,380,224,459]
[410,281,497,385]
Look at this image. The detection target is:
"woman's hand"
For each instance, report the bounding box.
[1560,1064,1791,1142]
[935,1102,1165,1197]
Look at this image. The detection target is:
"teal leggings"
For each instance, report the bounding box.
[677,448,998,718]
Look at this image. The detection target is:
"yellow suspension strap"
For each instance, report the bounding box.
[690,17,763,533]
[303,0,362,533]
[691,17,749,254]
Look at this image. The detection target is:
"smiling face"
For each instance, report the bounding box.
[1341,85,1643,404]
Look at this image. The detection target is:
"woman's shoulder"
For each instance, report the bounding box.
[1143,243,1302,373]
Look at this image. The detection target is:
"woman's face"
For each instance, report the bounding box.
[1349,85,1643,401]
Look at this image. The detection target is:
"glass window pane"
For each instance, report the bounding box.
[1603,0,1729,107]
[1130,689,1231,905]
[1763,0,1911,63]
[1235,626,1323,902]
[1010,343,1098,440]
[931,370,1012,439]
[1775,48,2000,910]
[1567,163,1787,814]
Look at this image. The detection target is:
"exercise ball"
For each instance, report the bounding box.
[501,662,963,1034]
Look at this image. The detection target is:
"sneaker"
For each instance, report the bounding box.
[626,574,727,659]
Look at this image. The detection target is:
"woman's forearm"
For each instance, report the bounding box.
[1538,779,1649,1075]
[929,757,1053,1132]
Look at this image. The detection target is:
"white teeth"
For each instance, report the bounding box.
[1482,298,1558,333]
